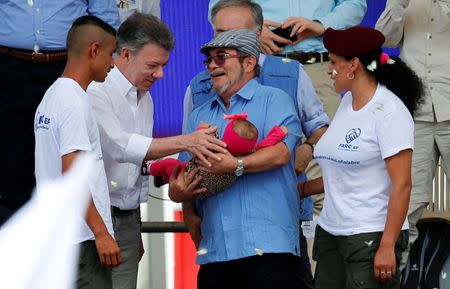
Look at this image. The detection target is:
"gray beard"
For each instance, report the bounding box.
[213,67,245,96]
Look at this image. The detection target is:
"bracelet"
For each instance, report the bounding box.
[301,182,306,198]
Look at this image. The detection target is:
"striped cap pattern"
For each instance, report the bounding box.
[200,29,260,59]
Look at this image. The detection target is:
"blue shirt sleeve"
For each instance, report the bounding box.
[264,88,302,153]
[178,108,197,162]
[297,172,313,221]
[300,196,313,221]
[0,0,120,49]
[316,0,367,30]
[182,86,194,134]
[297,66,329,137]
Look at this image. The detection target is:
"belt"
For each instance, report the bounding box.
[111,206,138,216]
[0,45,67,63]
[278,52,329,65]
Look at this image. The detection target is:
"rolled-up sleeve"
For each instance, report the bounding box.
[316,0,367,30]
[375,0,409,48]
[297,67,329,137]
[126,133,153,164]
[265,89,302,152]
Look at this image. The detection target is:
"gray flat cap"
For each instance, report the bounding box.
[200,29,260,59]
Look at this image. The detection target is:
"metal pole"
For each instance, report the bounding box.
[141,221,188,233]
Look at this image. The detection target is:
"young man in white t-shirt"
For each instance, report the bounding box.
[34,16,120,289]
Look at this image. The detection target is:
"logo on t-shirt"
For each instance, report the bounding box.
[338,128,361,151]
[345,128,361,143]
[35,112,51,130]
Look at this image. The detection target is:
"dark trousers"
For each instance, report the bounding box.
[77,240,113,289]
[297,223,315,289]
[198,253,299,289]
[313,225,408,289]
[0,54,65,226]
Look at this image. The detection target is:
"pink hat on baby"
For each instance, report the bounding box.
[222,113,258,156]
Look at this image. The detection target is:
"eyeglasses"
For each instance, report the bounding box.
[203,53,246,68]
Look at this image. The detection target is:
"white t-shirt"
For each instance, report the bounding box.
[34,78,114,244]
[315,84,414,236]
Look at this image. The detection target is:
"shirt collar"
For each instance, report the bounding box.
[111,66,149,105]
[258,53,266,66]
[110,66,134,98]
[237,78,258,100]
[211,78,259,107]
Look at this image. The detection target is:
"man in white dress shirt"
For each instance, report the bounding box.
[87,13,227,289]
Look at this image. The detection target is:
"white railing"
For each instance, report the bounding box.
[423,158,450,219]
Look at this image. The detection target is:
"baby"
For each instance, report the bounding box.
[142,113,287,199]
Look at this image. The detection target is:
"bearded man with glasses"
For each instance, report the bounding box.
[182,1,330,287]
[173,29,302,289]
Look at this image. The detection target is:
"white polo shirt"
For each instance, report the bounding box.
[34,78,114,244]
[315,84,413,236]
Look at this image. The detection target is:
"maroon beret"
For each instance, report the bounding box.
[323,26,385,57]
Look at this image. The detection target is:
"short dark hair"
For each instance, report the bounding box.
[67,15,116,50]
[117,12,174,53]
[210,0,263,31]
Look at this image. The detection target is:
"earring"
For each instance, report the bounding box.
[346,72,355,80]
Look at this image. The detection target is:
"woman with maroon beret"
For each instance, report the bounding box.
[299,26,423,289]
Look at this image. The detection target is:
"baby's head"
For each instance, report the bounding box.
[222,113,258,156]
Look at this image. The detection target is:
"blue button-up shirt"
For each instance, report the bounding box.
[208,0,367,53]
[180,79,302,264]
[0,0,120,50]
[260,54,329,136]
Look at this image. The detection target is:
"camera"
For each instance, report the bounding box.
[271,26,298,47]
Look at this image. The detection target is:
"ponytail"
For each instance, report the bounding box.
[376,55,425,116]
[347,50,424,116]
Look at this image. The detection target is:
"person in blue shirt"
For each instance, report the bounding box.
[183,1,328,287]
[208,0,367,217]
[176,28,302,289]
[0,0,120,226]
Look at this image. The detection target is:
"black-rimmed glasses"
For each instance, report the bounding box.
[203,53,246,68]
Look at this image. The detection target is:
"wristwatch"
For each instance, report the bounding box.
[235,156,244,177]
